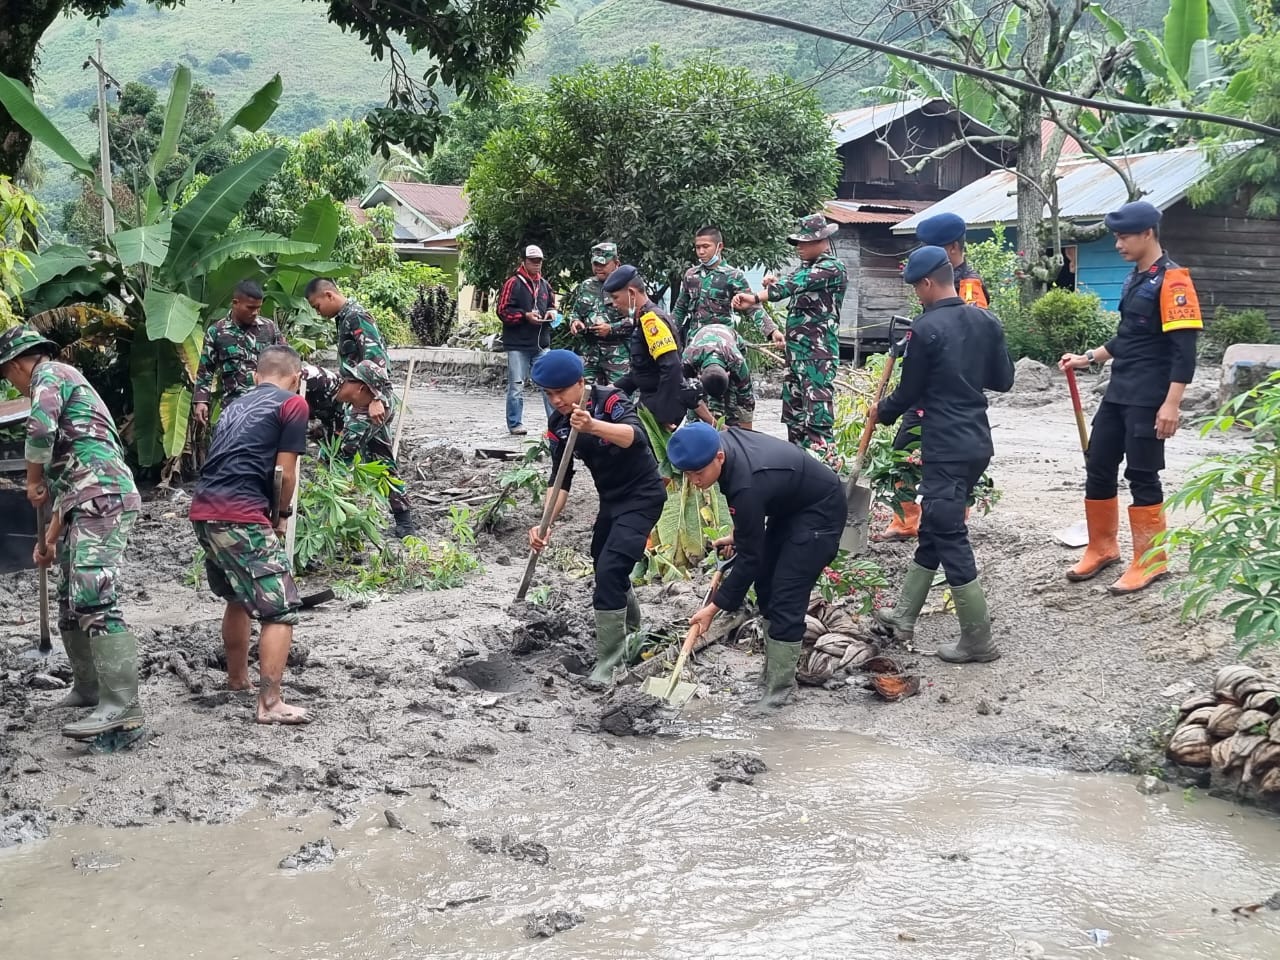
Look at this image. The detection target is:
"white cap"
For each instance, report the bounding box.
[524,244,544,259]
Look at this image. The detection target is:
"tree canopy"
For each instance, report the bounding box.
[461,57,838,292]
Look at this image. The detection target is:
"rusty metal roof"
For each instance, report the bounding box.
[824,200,919,225]
[892,144,1255,234]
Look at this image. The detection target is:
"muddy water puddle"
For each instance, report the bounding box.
[2,728,1278,959]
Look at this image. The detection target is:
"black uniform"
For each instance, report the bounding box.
[1087,254,1199,506]
[891,260,990,455]
[546,385,666,610]
[878,297,1015,586]
[712,429,847,644]
[615,300,688,426]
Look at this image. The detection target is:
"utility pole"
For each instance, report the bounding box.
[86,39,115,236]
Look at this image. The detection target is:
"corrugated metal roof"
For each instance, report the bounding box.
[824,200,915,225]
[360,181,470,232]
[829,99,929,146]
[892,144,1254,234]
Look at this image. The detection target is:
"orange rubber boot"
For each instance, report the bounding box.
[1066,498,1123,582]
[874,499,920,543]
[1109,504,1169,595]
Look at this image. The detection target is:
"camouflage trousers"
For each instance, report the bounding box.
[583,340,631,386]
[782,355,837,449]
[193,520,301,625]
[340,403,410,514]
[56,494,139,636]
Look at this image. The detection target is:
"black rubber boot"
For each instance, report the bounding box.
[54,627,99,708]
[392,508,416,539]
[61,631,144,741]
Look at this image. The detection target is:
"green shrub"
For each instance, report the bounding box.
[963,224,1022,327]
[1028,289,1117,362]
[1202,306,1273,363]
[367,304,412,347]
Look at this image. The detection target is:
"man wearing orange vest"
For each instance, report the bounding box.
[876,212,989,542]
[1058,200,1202,595]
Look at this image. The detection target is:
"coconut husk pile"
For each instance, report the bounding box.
[796,597,879,685]
[1168,665,1280,801]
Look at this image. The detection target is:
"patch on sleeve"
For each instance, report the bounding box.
[958,277,989,308]
[1159,267,1203,332]
[603,392,622,420]
[640,311,677,359]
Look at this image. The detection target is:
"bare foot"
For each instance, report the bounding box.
[227,676,253,692]
[256,701,310,725]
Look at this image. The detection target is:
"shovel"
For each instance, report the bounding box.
[515,426,580,601]
[269,466,332,610]
[1053,367,1091,548]
[36,502,51,654]
[839,322,902,554]
[640,560,732,706]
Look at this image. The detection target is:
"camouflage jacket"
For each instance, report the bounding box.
[335,299,395,405]
[25,361,138,517]
[567,276,632,343]
[767,253,849,361]
[192,315,285,404]
[672,262,778,338]
[684,323,755,416]
[302,363,343,431]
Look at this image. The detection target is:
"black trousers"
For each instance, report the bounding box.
[753,491,846,644]
[893,409,923,451]
[1085,401,1165,506]
[913,458,987,586]
[590,493,665,610]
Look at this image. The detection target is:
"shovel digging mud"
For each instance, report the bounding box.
[515,426,580,602]
[1053,367,1091,549]
[640,558,733,707]
[840,318,904,555]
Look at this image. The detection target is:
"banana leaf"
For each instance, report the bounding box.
[147,65,192,182]
[189,230,317,275]
[130,336,161,467]
[170,74,283,201]
[17,245,95,291]
[159,383,192,458]
[0,73,94,176]
[111,221,172,268]
[143,287,205,344]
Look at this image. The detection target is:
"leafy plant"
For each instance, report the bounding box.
[409,284,459,346]
[1201,305,1272,363]
[0,176,39,328]
[476,441,548,531]
[816,552,889,612]
[1161,370,1280,653]
[1028,289,1118,361]
[295,441,392,571]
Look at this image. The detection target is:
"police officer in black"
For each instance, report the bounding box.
[876,212,993,544]
[874,246,1015,663]
[527,349,666,683]
[669,421,847,711]
[1059,200,1202,595]
[603,265,691,427]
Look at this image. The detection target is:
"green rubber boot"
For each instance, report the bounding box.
[61,631,144,741]
[874,562,935,642]
[755,617,773,684]
[624,589,642,634]
[751,638,801,713]
[54,627,99,708]
[590,608,629,683]
[937,580,1001,664]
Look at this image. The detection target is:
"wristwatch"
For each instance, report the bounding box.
[278,506,294,519]
[1085,349,1095,364]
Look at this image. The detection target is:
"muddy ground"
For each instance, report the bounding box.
[0,361,1265,845]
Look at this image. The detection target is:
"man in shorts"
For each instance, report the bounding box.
[188,345,310,725]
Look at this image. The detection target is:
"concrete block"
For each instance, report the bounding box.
[1219,343,1280,406]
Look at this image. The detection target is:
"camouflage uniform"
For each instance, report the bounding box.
[193,315,286,405]
[335,300,409,515]
[26,360,140,635]
[767,217,848,449]
[672,262,778,339]
[567,276,632,385]
[193,522,300,625]
[301,363,344,440]
[684,323,755,427]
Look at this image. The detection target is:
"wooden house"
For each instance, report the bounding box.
[893,145,1280,328]
[821,99,1015,350]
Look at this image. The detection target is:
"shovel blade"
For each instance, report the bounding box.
[1053,518,1090,548]
[640,675,698,707]
[841,480,872,554]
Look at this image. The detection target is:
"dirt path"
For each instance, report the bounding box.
[0,365,1265,845]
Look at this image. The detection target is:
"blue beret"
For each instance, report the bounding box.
[531,349,584,389]
[1104,201,1161,234]
[601,263,638,293]
[903,245,950,284]
[915,212,967,246]
[667,422,722,471]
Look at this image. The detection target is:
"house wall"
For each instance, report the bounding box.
[825,225,915,345]
[1075,238,1129,310]
[837,113,1009,202]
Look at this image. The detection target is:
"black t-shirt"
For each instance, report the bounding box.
[546,385,665,505]
[189,384,309,525]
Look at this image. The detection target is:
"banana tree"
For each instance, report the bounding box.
[1,68,339,468]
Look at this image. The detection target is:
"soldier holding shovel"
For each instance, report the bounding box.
[0,325,144,742]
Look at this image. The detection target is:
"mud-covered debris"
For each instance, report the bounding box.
[278,837,338,870]
[597,688,664,737]
[27,673,66,690]
[938,851,971,862]
[1263,891,1280,911]
[976,699,992,716]
[1136,775,1169,796]
[384,809,407,830]
[524,909,584,938]
[425,894,491,912]
[71,851,123,871]
[468,833,550,866]
[709,750,768,788]
[0,811,48,849]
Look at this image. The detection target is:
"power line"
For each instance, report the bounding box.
[648,0,1280,139]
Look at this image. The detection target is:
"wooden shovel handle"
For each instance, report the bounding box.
[1064,367,1090,459]
[515,426,581,600]
[848,348,899,482]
